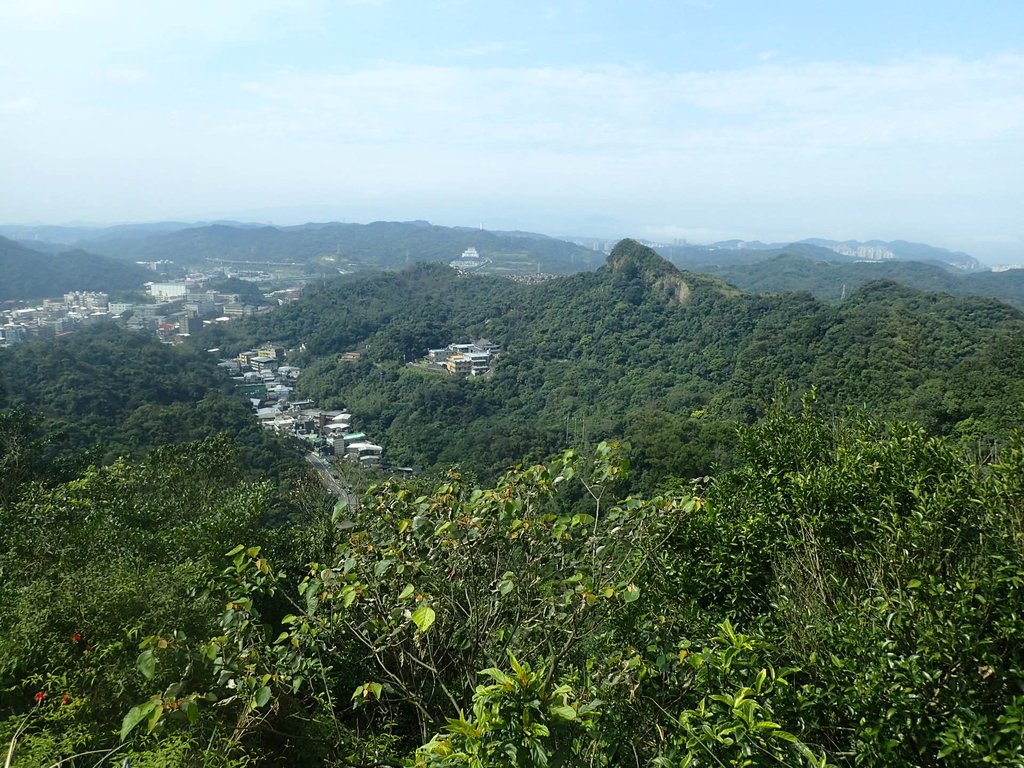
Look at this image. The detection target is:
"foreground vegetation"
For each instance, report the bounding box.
[3,400,1023,766]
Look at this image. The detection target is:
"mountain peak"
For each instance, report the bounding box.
[607,238,691,304]
[607,238,677,276]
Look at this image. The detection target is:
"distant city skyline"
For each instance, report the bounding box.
[2,1,1022,263]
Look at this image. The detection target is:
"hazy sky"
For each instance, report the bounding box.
[2,1,1022,261]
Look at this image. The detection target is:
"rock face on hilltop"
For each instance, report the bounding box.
[606,238,691,305]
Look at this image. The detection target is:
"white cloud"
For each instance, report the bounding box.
[237,54,1024,156]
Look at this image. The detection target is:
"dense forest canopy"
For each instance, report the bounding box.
[3,404,1023,766]
[3,239,1024,766]
[198,240,1024,483]
[0,323,301,480]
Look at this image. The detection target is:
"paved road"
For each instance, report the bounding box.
[304,452,358,508]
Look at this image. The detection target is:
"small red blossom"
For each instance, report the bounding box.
[71,632,83,643]
[62,693,72,704]
[34,691,46,703]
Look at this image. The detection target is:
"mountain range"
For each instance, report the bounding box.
[7,220,1024,310]
[1,220,604,275]
[655,237,982,271]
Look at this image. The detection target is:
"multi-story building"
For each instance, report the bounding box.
[147,282,191,300]
[63,292,109,310]
[0,325,28,346]
[430,338,501,376]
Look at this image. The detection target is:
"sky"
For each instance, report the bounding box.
[1,1,1022,262]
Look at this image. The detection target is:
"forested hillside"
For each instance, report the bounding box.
[0,323,301,479]
[199,240,1024,483]
[0,237,152,301]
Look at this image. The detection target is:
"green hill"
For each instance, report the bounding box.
[199,239,1024,482]
[0,236,152,301]
[705,252,1024,308]
[0,323,301,479]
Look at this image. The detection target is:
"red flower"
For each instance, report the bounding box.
[71,633,82,643]
[61,694,71,705]
[34,691,46,703]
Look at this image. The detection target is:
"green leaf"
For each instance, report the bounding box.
[120,699,159,741]
[146,702,164,733]
[480,667,509,684]
[623,583,641,603]
[342,586,358,608]
[398,583,415,600]
[445,716,477,737]
[411,604,436,633]
[224,545,245,557]
[182,698,200,724]
[253,685,272,708]
[550,705,577,720]
[136,649,156,681]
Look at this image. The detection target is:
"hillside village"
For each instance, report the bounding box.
[223,336,503,473]
[219,343,385,469]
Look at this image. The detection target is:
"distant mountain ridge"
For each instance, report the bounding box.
[702,253,1024,309]
[6,220,604,275]
[655,238,981,271]
[2,220,987,273]
[0,221,202,246]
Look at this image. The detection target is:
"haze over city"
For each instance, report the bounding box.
[2,0,1022,263]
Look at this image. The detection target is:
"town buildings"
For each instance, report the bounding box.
[227,343,386,468]
[425,339,501,376]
